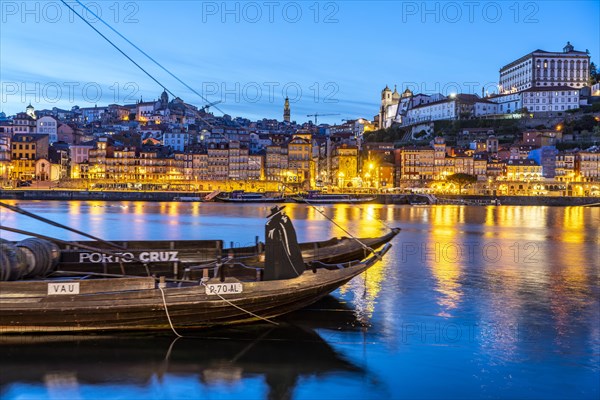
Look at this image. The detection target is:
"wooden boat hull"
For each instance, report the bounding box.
[0,247,388,334]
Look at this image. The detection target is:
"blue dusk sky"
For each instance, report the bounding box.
[0,0,598,124]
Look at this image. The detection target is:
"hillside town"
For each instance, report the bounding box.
[1,42,599,197]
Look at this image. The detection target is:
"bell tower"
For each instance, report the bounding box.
[283,97,290,122]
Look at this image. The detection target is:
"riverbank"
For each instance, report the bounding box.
[1,189,599,206]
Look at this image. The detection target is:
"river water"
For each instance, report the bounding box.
[0,201,598,400]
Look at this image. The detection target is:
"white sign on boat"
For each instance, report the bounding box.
[205,283,243,295]
[48,282,80,295]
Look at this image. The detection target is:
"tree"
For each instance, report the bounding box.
[590,62,598,85]
[446,173,477,194]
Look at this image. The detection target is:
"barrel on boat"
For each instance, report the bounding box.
[0,238,60,281]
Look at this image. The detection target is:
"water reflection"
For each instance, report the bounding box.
[0,299,366,400]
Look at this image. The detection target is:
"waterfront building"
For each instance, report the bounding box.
[287,134,312,187]
[395,146,435,182]
[248,153,264,181]
[68,143,94,179]
[486,160,504,178]
[473,153,489,180]
[265,145,287,182]
[577,148,600,182]
[331,144,358,188]
[453,153,475,176]
[528,146,559,178]
[504,159,542,181]
[0,135,11,180]
[10,134,49,181]
[207,142,230,181]
[555,151,577,182]
[227,140,249,181]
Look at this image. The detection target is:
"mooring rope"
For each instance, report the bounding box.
[158,285,184,338]
[200,279,279,326]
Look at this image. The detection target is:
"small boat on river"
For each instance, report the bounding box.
[296,190,375,205]
[0,204,396,333]
[216,190,285,203]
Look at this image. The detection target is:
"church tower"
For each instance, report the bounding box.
[283,97,290,122]
[160,89,169,107]
[26,104,36,120]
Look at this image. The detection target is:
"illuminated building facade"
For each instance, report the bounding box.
[499,42,590,93]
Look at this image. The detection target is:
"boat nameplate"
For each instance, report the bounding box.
[48,282,80,295]
[205,283,243,296]
[75,251,180,263]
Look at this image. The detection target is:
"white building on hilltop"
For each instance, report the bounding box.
[499,42,590,93]
[402,94,498,126]
[378,86,446,129]
[521,86,580,113]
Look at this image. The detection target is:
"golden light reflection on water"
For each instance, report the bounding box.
[191,202,201,216]
[561,207,585,244]
[340,260,389,322]
[133,202,145,215]
[67,201,81,216]
[495,206,548,229]
[330,205,393,321]
[427,208,464,318]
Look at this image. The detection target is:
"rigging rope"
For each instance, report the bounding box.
[302,198,376,256]
[200,279,279,326]
[72,0,228,118]
[0,201,127,251]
